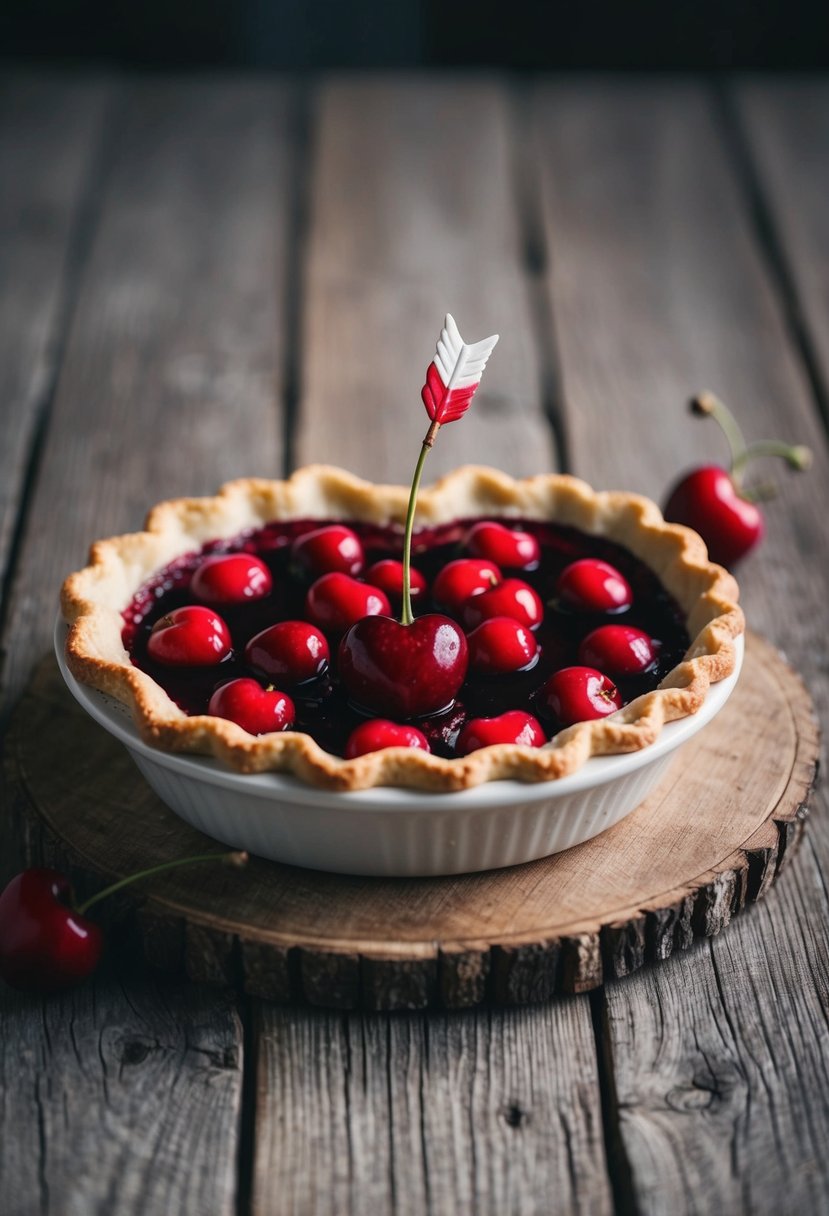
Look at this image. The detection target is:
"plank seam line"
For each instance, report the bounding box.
[0,79,126,722]
[712,80,829,440]
[280,79,314,479]
[508,80,572,474]
[589,987,640,1216]
[233,973,257,1216]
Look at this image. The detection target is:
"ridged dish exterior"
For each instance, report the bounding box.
[129,749,676,876]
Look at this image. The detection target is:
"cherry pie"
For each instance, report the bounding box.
[61,465,744,791]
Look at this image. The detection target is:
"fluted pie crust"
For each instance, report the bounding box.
[61,465,744,791]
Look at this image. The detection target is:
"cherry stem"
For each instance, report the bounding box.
[731,440,813,480]
[401,420,440,626]
[691,392,748,473]
[75,851,249,916]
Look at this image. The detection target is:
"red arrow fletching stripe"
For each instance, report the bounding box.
[421,314,499,426]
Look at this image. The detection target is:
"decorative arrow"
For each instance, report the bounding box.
[398,315,499,623]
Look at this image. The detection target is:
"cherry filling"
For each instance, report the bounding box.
[122,518,690,759]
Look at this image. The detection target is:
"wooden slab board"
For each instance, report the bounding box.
[5,633,818,1011]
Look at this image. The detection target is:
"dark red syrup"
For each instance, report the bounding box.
[122,519,690,759]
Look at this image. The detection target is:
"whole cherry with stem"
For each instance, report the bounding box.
[663,392,812,568]
[339,315,499,720]
[0,851,248,993]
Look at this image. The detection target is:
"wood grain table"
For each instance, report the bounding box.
[1,71,827,1216]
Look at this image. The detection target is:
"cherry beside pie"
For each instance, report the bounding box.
[61,465,744,791]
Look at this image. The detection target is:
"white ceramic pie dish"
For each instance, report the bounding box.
[54,617,743,877]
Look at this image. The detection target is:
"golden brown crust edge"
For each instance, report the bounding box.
[61,465,744,791]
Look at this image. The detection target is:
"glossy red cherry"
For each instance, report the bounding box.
[245,620,330,685]
[344,719,431,759]
[461,578,543,632]
[305,573,391,634]
[539,666,623,726]
[465,520,540,570]
[467,616,539,675]
[147,605,232,666]
[291,524,365,578]
[556,558,632,614]
[365,559,427,607]
[662,392,811,568]
[432,558,501,614]
[208,678,295,735]
[0,853,248,993]
[663,466,763,568]
[190,553,272,605]
[0,869,103,993]
[578,625,657,675]
[456,710,546,755]
[339,614,468,718]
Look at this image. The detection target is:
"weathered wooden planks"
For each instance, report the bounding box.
[533,78,829,1215]
[735,80,829,411]
[0,75,110,617]
[253,1003,611,1216]
[296,77,555,481]
[0,971,244,1216]
[0,77,296,1216]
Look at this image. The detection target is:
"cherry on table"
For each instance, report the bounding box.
[208,678,295,735]
[539,666,623,726]
[662,392,811,568]
[245,620,330,685]
[465,520,540,570]
[556,558,632,614]
[664,466,764,569]
[305,573,391,634]
[461,578,544,632]
[456,710,546,755]
[344,718,431,759]
[432,558,501,614]
[467,616,539,675]
[365,560,427,608]
[0,853,248,994]
[339,614,468,718]
[147,605,232,666]
[190,553,272,605]
[578,625,657,675]
[0,868,103,993]
[291,524,365,578]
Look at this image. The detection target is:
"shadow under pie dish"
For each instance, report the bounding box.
[58,465,744,874]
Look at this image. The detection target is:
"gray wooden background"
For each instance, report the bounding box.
[1,72,828,1215]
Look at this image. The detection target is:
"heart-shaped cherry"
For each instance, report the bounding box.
[190,553,272,605]
[556,559,632,614]
[663,392,811,568]
[539,666,622,726]
[578,625,657,675]
[0,853,247,993]
[365,560,427,608]
[461,578,543,632]
[465,520,540,570]
[245,620,330,685]
[344,719,431,759]
[208,678,295,735]
[467,616,539,675]
[305,573,391,634]
[147,605,232,666]
[432,558,501,614]
[339,615,468,718]
[456,710,546,755]
[291,524,365,578]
